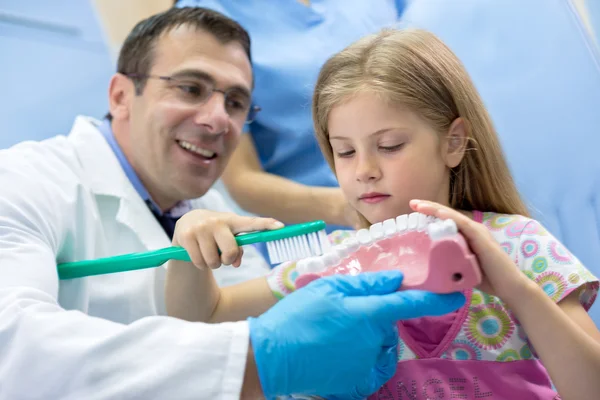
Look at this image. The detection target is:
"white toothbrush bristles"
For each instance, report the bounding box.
[266,229,330,265]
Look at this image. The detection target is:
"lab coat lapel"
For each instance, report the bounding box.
[68,116,171,252]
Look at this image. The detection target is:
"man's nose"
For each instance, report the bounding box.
[193,92,230,134]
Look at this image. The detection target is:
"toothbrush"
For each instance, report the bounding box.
[57,220,330,279]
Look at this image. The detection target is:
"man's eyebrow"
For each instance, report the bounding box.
[170,69,252,98]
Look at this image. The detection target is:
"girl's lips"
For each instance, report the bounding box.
[359,194,391,204]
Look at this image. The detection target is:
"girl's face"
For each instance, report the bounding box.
[328,92,465,225]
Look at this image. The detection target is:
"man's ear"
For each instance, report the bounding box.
[108,73,135,121]
[443,117,468,168]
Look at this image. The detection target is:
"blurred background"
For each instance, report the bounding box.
[0,0,598,149]
[1,0,600,322]
[0,0,169,149]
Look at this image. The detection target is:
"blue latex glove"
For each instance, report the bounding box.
[248,271,466,399]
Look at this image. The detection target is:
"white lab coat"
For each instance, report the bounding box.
[0,116,270,399]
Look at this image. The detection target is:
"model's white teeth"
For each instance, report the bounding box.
[427,223,443,241]
[369,222,384,240]
[333,244,349,259]
[342,237,360,252]
[428,219,458,241]
[356,229,372,245]
[396,214,408,231]
[296,258,310,274]
[310,257,327,272]
[178,140,216,158]
[417,213,429,231]
[297,213,461,276]
[408,212,419,230]
[322,251,341,266]
[364,212,448,240]
[297,256,326,274]
[442,219,458,234]
[383,218,397,236]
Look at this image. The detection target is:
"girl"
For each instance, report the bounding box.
[166,29,600,399]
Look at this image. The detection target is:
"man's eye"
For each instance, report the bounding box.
[178,85,203,97]
[226,96,249,111]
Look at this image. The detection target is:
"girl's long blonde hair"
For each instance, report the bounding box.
[312,29,530,220]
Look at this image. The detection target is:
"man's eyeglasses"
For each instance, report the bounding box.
[126,73,261,124]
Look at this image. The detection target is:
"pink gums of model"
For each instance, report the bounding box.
[295,212,482,293]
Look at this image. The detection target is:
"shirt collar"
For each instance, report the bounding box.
[97,119,192,218]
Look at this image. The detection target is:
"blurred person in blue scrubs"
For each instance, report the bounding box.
[175,0,406,262]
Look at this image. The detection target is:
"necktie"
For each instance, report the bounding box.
[146,201,180,240]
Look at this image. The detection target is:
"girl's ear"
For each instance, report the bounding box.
[443,118,467,168]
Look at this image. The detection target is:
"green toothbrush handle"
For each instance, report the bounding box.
[57,247,190,279]
[57,220,326,280]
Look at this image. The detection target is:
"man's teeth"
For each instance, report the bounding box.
[178,140,216,158]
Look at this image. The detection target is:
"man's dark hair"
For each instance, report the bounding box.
[106,7,251,119]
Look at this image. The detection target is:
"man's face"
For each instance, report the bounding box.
[120,26,253,209]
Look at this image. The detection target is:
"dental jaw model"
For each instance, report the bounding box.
[295,212,482,293]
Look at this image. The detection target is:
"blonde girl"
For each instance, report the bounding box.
[166,29,600,399]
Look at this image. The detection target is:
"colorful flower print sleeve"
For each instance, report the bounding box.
[480,212,598,308]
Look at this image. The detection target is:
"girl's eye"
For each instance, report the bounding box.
[336,150,355,157]
[379,143,405,152]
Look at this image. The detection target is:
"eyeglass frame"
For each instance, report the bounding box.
[125,72,261,124]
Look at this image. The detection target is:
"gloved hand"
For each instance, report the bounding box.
[248,271,466,399]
